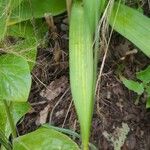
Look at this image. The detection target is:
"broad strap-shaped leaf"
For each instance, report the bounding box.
[83,0,106,33]
[0,54,31,102]
[0,102,31,138]
[109,3,150,57]
[83,0,106,84]
[136,65,150,84]
[43,124,81,139]
[13,127,79,150]
[69,2,94,149]
[121,76,144,95]
[9,0,66,25]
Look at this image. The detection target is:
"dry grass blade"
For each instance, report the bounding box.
[95,0,116,115]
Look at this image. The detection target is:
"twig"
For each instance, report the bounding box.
[62,100,73,128]
[49,88,70,124]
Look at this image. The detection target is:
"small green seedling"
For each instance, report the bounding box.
[121,65,150,108]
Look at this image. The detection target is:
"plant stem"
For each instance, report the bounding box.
[135,95,140,105]
[66,0,72,22]
[3,100,17,139]
[83,144,89,150]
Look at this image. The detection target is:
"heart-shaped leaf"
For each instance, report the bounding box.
[0,0,23,40]
[7,19,48,70]
[0,0,66,40]
[0,54,31,102]
[8,19,47,40]
[9,0,66,25]
[13,127,79,150]
[9,38,38,70]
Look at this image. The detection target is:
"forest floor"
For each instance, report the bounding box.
[18,2,150,150]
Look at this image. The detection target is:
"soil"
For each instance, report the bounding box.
[17,2,150,150]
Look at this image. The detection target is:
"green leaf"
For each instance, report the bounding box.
[13,127,79,150]
[7,21,37,38]
[7,19,48,70]
[0,0,20,41]
[145,85,150,97]
[6,102,31,137]
[9,38,38,70]
[0,103,7,133]
[8,19,47,39]
[9,0,66,25]
[11,0,24,9]
[6,19,49,70]
[11,102,31,124]
[83,0,106,33]
[0,129,12,150]
[0,54,31,102]
[0,102,31,137]
[43,124,98,150]
[109,3,150,57]
[69,2,94,149]
[42,124,81,139]
[136,66,150,84]
[0,0,8,40]
[146,97,150,109]
[121,76,144,95]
